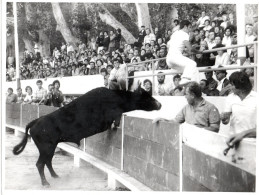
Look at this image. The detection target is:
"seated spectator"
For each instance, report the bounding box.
[32,80,47,104]
[156,48,168,70]
[6,73,12,82]
[213,43,230,67]
[222,27,233,55]
[195,41,213,67]
[204,68,220,96]
[6,88,17,103]
[153,82,220,132]
[245,24,256,63]
[143,79,152,95]
[221,71,256,146]
[87,61,98,75]
[168,74,181,95]
[207,31,216,50]
[199,79,210,96]
[16,87,25,103]
[214,66,232,96]
[154,72,170,96]
[52,80,64,107]
[23,86,33,104]
[220,14,231,30]
[196,11,210,29]
[71,64,80,76]
[214,26,224,39]
[203,19,212,31]
[172,86,185,96]
[108,58,127,90]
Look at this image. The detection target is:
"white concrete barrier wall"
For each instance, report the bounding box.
[4,75,104,95]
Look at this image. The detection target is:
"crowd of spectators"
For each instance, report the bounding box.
[6,5,258,97]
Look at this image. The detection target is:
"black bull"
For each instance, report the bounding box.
[13,87,162,186]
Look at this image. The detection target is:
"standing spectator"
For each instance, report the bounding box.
[32,80,47,104]
[52,80,64,107]
[6,88,17,103]
[96,31,104,54]
[220,14,231,30]
[215,5,227,25]
[137,25,146,47]
[108,58,127,90]
[115,28,122,50]
[221,71,256,146]
[143,28,156,45]
[44,84,54,106]
[67,42,74,57]
[214,66,232,96]
[214,44,230,67]
[61,42,67,54]
[172,20,180,33]
[154,27,162,41]
[78,40,86,53]
[109,30,116,53]
[153,82,220,132]
[23,86,33,104]
[89,37,97,51]
[16,88,25,103]
[196,11,210,29]
[103,31,110,52]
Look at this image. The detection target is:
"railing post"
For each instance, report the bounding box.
[121,114,125,171]
[152,60,155,96]
[125,64,128,91]
[254,43,257,92]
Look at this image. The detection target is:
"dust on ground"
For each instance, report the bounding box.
[4,129,112,191]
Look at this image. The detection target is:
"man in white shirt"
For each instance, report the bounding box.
[166,20,202,85]
[221,71,256,146]
[143,28,156,45]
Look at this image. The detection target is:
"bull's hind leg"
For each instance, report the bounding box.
[36,154,49,186]
[46,145,59,178]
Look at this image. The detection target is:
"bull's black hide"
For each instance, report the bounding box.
[13,87,161,186]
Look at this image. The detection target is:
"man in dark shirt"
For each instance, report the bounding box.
[52,80,64,107]
[204,68,219,96]
[137,25,146,46]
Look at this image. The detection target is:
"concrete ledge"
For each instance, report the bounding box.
[57,142,152,191]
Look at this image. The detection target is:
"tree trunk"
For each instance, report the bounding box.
[98,4,136,44]
[120,3,138,27]
[37,30,50,57]
[51,2,79,47]
[135,3,152,31]
[22,38,34,53]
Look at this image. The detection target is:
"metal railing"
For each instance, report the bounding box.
[125,41,258,95]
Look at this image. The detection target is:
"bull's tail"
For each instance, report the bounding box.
[13,119,37,155]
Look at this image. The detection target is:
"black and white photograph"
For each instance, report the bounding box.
[1,0,258,193]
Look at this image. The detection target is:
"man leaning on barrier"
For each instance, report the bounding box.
[221,71,256,147]
[153,82,220,132]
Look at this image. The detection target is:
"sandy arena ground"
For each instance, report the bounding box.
[4,129,112,191]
